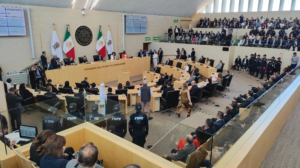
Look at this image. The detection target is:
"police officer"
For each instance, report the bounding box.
[274,57,282,74]
[129,103,149,148]
[87,104,106,128]
[266,59,274,81]
[248,54,254,75]
[69,103,83,120]
[259,28,265,37]
[260,54,267,79]
[255,55,261,77]
[42,106,62,133]
[107,104,127,138]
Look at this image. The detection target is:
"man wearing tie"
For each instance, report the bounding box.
[41,51,47,70]
[243,37,250,46]
[174,26,179,38]
[138,49,143,57]
[51,55,58,69]
[241,56,249,71]
[165,58,172,66]
[46,61,53,70]
[158,48,163,64]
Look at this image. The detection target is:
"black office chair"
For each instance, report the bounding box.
[216,77,229,98]
[195,76,200,83]
[217,63,225,73]
[188,64,192,71]
[160,90,180,116]
[168,74,173,82]
[210,59,215,67]
[40,86,47,91]
[75,83,84,89]
[176,62,182,68]
[124,86,135,89]
[191,87,203,111]
[169,60,174,66]
[226,73,234,92]
[155,67,161,73]
[74,93,87,115]
[203,83,218,105]
[78,57,84,63]
[36,95,55,114]
[107,95,119,103]
[115,89,128,96]
[59,88,73,94]
[63,58,70,65]
[3,83,8,94]
[65,96,81,112]
[106,98,119,115]
[93,55,100,62]
[85,89,98,95]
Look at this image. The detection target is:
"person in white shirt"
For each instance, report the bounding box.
[184,63,189,72]
[238,38,245,46]
[202,35,208,42]
[186,55,192,62]
[110,52,116,60]
[249,33,255,40]
[5,78,12,92]
[260,16,264,24]
[152,50,158,67]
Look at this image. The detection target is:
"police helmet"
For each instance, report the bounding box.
[48,106,57,113]
[69,103,77,110]
[135,103,142,110]
[113,104,120,112]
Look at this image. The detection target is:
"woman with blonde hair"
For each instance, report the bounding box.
[177,83,192,118]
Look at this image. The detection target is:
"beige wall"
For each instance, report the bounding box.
[0,3,189,74]
[148,42,231,70]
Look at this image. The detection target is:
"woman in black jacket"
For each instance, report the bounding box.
[29,66,37,89]
[63,81,74,94]
[19,83,35,110]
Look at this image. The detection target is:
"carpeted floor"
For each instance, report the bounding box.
[260,99,300,168]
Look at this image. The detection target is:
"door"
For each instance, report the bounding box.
[143,42,149,51]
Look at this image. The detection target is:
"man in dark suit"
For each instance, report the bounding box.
[50,55,58,69]
[41,51,47,70]
[189,66,197,76]
[45,79,58,92]
[234,56,242,70]
[243,37,250,46]
[253,83,266,99]
[156,75,165,86]
[181,48,186,58]
[223,108,232,124]
[163,134,195,162]
[198,56,206,64]
[81,77,90,88]
[202,119,215,137]
[153,66,160,73]
[191,48,195,61]
[0,66,2,81]
[189,81,198,97]
[227,101,239,117]
[165,58,172,66]
[212,111,225,132]
[46,61,53,70]
[138,49,143,57]
[5,87,23,131]
[164,72,169,80]
[158,48,163,64]
[44,85,58,99]
[107,87,114,95]
[277,38,285,48]
[236,90,254,108]
[241,56,249,71]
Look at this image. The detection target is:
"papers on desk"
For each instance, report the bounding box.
[5,131,30,143]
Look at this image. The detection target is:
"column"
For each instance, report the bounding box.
[230,0,235,12]
[206,2,213,13]
[214,0,220,12]
[258,0,264,11]
[222,0,227,12]
[291,0,296,10]
[269,0,274,11]
[239,0,244,12]
[279,0,285,11]
[248,0,254,12]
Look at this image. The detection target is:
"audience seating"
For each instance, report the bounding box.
[161,90,180,115]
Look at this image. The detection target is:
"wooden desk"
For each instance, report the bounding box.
[45,57,150,87]
[157,65,190,89]
[172,59,217,78]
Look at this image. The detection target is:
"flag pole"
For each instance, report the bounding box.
[53,23,56,30]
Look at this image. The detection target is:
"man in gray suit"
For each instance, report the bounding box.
[5,87,23,131]
[186,72,196,85]
[162,134,195,162]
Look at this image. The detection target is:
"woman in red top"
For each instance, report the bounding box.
[177,126,207,150]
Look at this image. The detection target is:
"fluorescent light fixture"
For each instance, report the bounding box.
[84,0,89,9]
[90,0,99,10]
[72,0,77,8]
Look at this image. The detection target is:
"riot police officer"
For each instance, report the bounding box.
[248,54,254,75]
[87,104,106,128]
[107,104,127,138]
[255,55,261,77]
[260,54,267,79]
[42,106,62,133]
[129,103,149,148]
[266,59,274,80]
[69,103,83,120]
[274,57,282,74]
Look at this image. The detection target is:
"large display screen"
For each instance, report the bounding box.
[125,15,147,34]
[0,7,26,36]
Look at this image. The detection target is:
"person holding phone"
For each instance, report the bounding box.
[5,87,23,131]
[177,83,192,118]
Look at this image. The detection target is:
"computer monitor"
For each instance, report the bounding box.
[19,125,38,139]
[124,86,135,89]
[75,83,84,89]
[59,88,73,94]
[115,89,127,96]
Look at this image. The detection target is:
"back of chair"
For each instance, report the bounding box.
[63,58,70,65]
[227,73,234,87]
[59,88,73,94]
[124,85,135,89]
[93,55,99,61]
[85,89,98,95]
[188,64,192,71]
[220,63,225,73]
[65,96,81,112]
[208,83,218,97]
[75,83,84,89]
[219,77,229,92]
[176,62,182,68]
[168,74,173,82]
[195,76,200,83]
[13,149,36,168]
[156,67,161,73]
[106,95,119,115]
[166,90,180,108]
[78,57,83,63]
[196,87,204,102]
[115,89,128,96]
[36,95,53,114]
[210,59,215,67]
[107,95,119,103]
[3,83,8,93]
[169,60,174,66]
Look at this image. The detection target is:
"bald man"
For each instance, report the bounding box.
[162,134,196,162]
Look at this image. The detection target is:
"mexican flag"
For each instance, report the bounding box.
[63,26,75,59]
[96,27,106,58]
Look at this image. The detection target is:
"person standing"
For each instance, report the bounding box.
[41,51,47,70]
[42,107,62,133]
[158,48,163,64]
[191,48,195,61]
[152,51,158,67]
[168,26,173,40]
[260,54,267,79]
[35,65,43,89]
[177,83,192,118]
[255,55,261,77]
[29,66,37,89]
[274,57,282,73]
[291,52,299,70]
[138,80,153,120]
[5,87,23,131]
[129,103,149,148]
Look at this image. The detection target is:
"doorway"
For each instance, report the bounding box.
[143,42,150,51]
[180,20,192,30]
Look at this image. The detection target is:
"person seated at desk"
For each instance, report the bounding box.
[215,60,223,72]
[153,66,160,73]
[45,85,59,98]
[30,130,56,166]
[176,53,186,60]
[107,87,114,95]
[110,52,117,60]
[117,83,123,90]
[46,79,58,92]
[90,83,99,93]
[189,81,198,97]
[198,55,206,64]
[164,73,169,80]
[189,66,197,75]
[51,55,59,69]
[161,82,174,110]
[165,58,172,65]
[216,73,223,86]
[186,55,192,61]
[162,134,195,163]
[122,50,128,58]
[0,122,16,150]
[156,75,165,86]
[46,61,53,70]
[205,59,211,66]
[125,81,131,87]
[81,77,90,89]
[186,72,196,85]
[19,83,35,107]
[183,63,189,72]
[65,57,75,65]
[68,103,83,120]
[211,111,225,132]
[223,70,230,78]
[39,134,69,168]
[234,90,254,108]
[42,106,62,133]
[63,81,74,94]
[82,55,89,63]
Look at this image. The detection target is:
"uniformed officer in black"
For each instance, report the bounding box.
[271,56,276,72]
[42,106,62,133]
[129,103,149,148]
[274,57,282,74]
[107,104,127,138]
[259,28,265,36]
[86,104,106,128]
[248,54,254,75]
[255,55,261,77]
[259,54,267,79]
[69,103,84,120]
[266,59,274,80]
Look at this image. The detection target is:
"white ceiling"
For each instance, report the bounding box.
[0,0,211,17]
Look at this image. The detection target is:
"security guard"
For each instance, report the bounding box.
[271,56,276,73]
[69,103,84,120]
[266,59,274,80]
[255,55,261,77]
[259,28,265,36]
[274,57,282,74]
[87,104,106,128]
[260,54,267,79]
[129,103,149,148]
[248,54,254,75]
[42,106,62,133]
[107,104,127,138]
